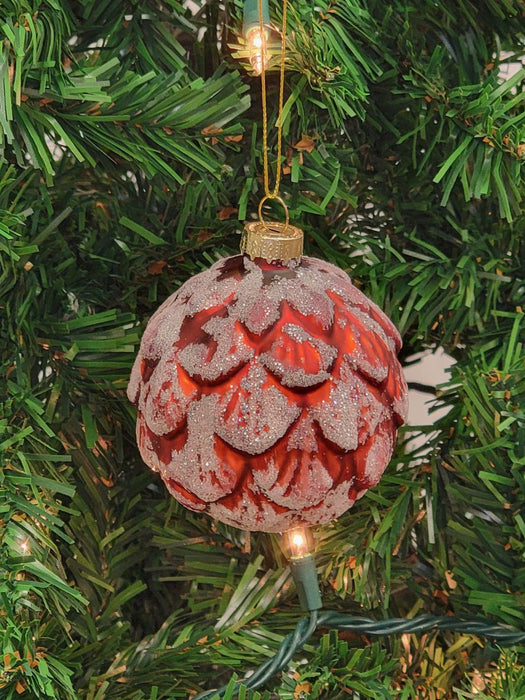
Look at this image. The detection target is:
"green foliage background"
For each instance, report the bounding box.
[0,0,524,697]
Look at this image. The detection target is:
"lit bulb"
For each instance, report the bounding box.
[251,32,264,49]
[282,527,314,560]
[292,531,306,552]
[281,527,322,611]
[246,27,269,75]
[19,538,30,554]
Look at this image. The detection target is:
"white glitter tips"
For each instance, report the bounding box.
[252,456,333,509]
[127,351,143,405]
[260,323,337,388]
[216,364,301,455]
[166,395,240,502]
[178,315,253,382]
[363,430,394,484]
[141,362,195,435]
[313,379,360,452]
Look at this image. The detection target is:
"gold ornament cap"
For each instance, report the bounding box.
[240,196,303,263]
[241,220,303,263]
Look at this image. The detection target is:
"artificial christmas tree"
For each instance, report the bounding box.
[1,0,524,698]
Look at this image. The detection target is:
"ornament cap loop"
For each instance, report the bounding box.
[258,194,289,229]
[240,218,303,263]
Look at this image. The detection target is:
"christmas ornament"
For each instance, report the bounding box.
[127,221,408,531]
[127,0,408,532]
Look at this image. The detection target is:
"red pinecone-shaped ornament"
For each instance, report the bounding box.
[128,223,408,532]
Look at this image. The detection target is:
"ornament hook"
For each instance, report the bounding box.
[258,194,289,231]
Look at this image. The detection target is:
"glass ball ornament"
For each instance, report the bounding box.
[127,222,408,532]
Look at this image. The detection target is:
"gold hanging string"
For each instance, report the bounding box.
[258,0,289,208]
[240,0,303,263]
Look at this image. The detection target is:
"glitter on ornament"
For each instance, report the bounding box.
[128,248,408,532]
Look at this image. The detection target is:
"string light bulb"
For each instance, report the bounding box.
[282,527,314,560]
[282,527,322,612]
[246,26,268,75]
[243,0,270,75]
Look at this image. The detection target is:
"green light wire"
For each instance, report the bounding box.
[194,612,318,700]
[194,611,525,698]
[318,611,525,645]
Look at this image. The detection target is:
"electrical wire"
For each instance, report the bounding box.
[318,611,525,646]
[194,611,525,698]
[194,612,318,700]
